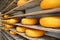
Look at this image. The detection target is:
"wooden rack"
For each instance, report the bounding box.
[2,30,27,40]
[1,0,60,40]
[1,30,14,40]
[2,22,60,33]
[1,0,16,13]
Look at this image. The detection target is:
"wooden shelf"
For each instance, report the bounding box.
[9,28,57,40]
[2,22,60,33]
[1,23,60,39]
[1,30,14,40]
[1,0,16,13]
[14,23,60,33]
[2,8,60,19]
[0,0,9,11]
[3,30,27,40]
[2,0,41,15]
[45,32,60,39]
[1,0,60,39]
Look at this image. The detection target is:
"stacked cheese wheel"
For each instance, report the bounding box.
[17,0,28,7]
[2,27,9,31]
[40,0,60,28]
[7,19,19,24]
[21,18,38,25]
[3,15,10,18]
[40,0,60,9]
[4,24,14,29]
[40,16,60,28]
[2,19,19,24]
[9,30,16,35]
[21,17,60,28]
[25,29,45,38]
[2,0,60,38]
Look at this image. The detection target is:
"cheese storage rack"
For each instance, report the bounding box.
[0,0,60,40]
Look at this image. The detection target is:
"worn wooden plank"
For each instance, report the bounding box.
[15,23,60,33]
[2,8,60,19]
[1,0,16,13]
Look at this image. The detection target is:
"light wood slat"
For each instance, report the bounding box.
[15,23,60,33]
[2,8,60,19]
[45,32,60,39]
[0,0,8,11]
[4,30,26,40]
[1,30,14,40]
[1,22,60,33]
[1,0,16,13]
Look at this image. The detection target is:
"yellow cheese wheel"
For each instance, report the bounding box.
[21,18,38,25]
[25,29,45,38]
[17,0,28,7]
[4,24,14,29]
[4,15,10,18]
[2,20,7,23]
[7,19,19,24]
[16,27,26,33]
[2,27,8,31]
[10,30,16,35]
[40,16,60,28]
[40,0,60,9]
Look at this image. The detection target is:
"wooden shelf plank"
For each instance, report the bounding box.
[3,0,41,15]
[1,30,14,40]
[2,8,60,19]
[2,22,60,33]
[15,23,60,33]
[3,30,27,40]
[45,32,60,39]
[1,23,60,39]
[1,0,16,13]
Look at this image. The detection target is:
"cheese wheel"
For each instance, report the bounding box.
[40,0,60,9]
[25,29,45,38]
[4,24,14,29]
[17,0,28,7]
[4,15,10,18]
[21,18,38,25]
[16,27,26,33]
[7,19,19,24]
[2,27,8,31]
[2,20,7,23]
[10,30,16,35]
[40,16,60,28]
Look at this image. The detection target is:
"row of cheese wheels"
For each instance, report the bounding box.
[2,26,45,38]
[2,16,60,28]
[17,0,60,9]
